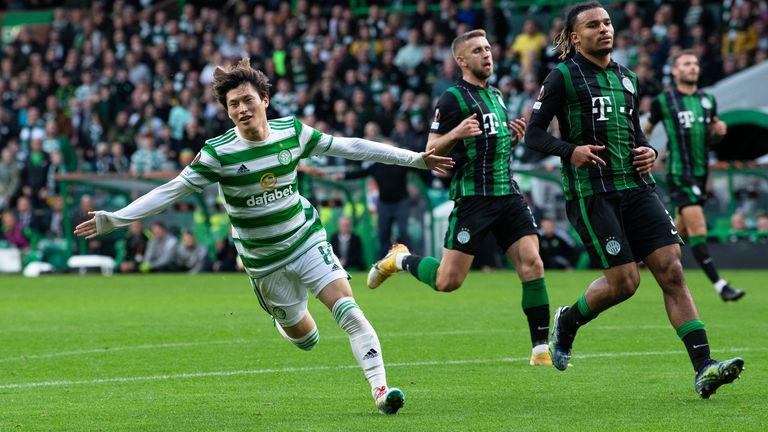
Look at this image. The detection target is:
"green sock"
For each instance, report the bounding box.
[403,254,440,290]
[522,277,550,345]
[521,277,549,308]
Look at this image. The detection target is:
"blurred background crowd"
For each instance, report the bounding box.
[1,0,767,273]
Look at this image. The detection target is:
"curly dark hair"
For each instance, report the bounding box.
[211,58,272,108]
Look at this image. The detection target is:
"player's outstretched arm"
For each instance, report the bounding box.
[321,136,454,173]
[73,177,197,239]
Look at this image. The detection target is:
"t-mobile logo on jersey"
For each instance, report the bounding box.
[677,111,695,128]
[591,96,613,121]
[482,112,500,135]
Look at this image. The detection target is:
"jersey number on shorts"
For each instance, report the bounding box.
[318,244,334,265]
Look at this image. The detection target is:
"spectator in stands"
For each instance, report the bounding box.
[330,216,364,271]
[21,137,50,204]
[92,142,112,175]
[168,88,193,143]
[394,28,426,71]
[1,210,30,250]
[109,141,131,174]
[175,230,209,274]
[475,0,509,45]
[212,235,238,272]
[509,19,547,76]
[142,222,177,272]
[757,214,768,233]
[390,113,419,153]
[130,133,167,176]
[336,134,412,258]
[538,218,580,270]
[119,220,147,273]
[15,195,46,235]
[47,195,65,239]
[0,147,20,210]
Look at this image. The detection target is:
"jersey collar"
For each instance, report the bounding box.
[573,52,618,72]
[458,77,489,90]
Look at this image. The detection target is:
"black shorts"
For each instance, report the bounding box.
[668,176,707,210]
[444,194,539,255]
[566,185,683,269]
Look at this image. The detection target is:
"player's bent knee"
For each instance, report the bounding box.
[612,273,640,299]
[284,327,320,351]
[522,256,544,279]
[658,259,686,289]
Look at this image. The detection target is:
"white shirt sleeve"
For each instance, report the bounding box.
[93,176,197,235]
[313,136,428,169]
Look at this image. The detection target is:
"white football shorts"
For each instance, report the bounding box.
[249,241,348,327]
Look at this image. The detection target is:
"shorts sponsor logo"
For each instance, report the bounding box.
[272,307,287,320]
[246,184,295,207]
[278,149,292,166]
[605,238,621,256]
[457,228,471,244]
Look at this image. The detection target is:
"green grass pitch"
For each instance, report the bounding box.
[1,270,766,431]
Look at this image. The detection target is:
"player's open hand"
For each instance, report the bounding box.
[74,211,101,239]
[508,118,526,145]
[420,148,455,174]
[452,113,482,140]
[571,145,606,169]
[632,146,656,175]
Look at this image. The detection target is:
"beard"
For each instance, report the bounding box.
[470,65,493,81]
[680,78,698,86]
[594,46,613,57]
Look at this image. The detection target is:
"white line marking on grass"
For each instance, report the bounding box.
[0,324,734,363]
[1,347,762,390]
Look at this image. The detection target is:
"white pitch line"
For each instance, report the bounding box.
[0,325,681,364]
[1,347,762,390]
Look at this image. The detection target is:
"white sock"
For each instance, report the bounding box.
[332,297,387,394]
[714,279,728,293]
[532,343,548,355]
[395,253,410,270]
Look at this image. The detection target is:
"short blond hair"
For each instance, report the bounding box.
[451,29,487,61]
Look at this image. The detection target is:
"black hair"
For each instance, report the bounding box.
[553,1,604,60]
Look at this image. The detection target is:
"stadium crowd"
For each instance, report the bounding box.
[1,0,767,272]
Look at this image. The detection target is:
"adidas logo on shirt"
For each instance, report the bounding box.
[363,348,379,360]
[237,164,250,174]
[331,263,341,271]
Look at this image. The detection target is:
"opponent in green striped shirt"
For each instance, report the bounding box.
[74,58,454,415]
[645,49,745,302]
[366,29,555,368]
[525,1,743,397]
